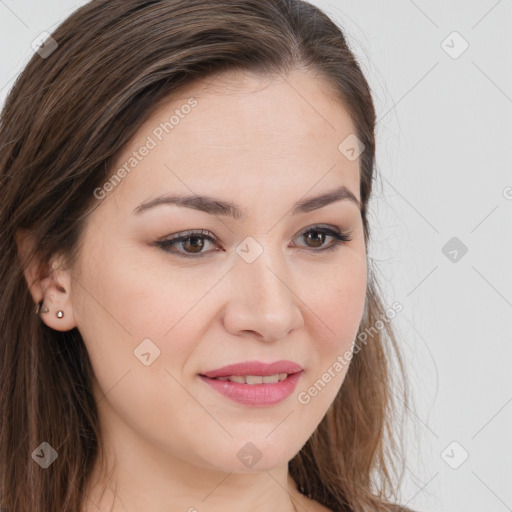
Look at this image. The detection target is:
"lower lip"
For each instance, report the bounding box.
[199,371,303,406]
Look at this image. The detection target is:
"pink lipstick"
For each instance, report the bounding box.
[199,360,303,406]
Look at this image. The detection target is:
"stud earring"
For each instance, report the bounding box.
[56,310,64,319]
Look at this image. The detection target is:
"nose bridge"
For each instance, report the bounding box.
[224,237,303,340]
[242,246,289,306]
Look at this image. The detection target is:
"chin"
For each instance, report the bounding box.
[196,440,296,474]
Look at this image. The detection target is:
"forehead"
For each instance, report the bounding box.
[99,68,361,216]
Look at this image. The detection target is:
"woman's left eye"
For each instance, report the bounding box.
[154,226,352,259]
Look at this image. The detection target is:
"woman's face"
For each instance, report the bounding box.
[68,69,367,475]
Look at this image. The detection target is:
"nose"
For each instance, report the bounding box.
[221,244,305,342]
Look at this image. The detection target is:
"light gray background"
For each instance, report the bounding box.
[1,1,511,511]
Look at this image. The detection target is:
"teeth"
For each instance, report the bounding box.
[229,375,246,384]
[262,373,289,383]
[213,373,289,384]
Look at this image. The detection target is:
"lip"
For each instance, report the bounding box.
[200,360,303,378]
[199,360,303,406]
[199,372,303,406]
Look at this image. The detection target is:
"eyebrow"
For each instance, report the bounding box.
[132,185,361,219]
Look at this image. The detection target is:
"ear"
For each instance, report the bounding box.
[15,228,77,332]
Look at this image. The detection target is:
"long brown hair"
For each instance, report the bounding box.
[0,1,411,510]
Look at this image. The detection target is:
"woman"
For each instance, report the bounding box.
[0,0,412,511]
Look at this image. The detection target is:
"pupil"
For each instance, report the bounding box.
[307,232,324,247]
[184,236,204,253]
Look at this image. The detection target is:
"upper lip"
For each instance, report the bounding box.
[200,360,303,378]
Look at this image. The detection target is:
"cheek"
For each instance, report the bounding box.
[329,273,367,344]
[304,253,367,349]
[71,242,201,394]
[77,240,203,339]
[296,255,366,401]
[72,251,211,458]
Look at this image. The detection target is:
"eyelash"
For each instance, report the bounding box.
[154,225,352,259]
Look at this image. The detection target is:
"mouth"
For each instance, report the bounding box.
[204,373,292,384]
[198,369,303,406]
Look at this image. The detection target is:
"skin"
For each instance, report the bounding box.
[18,68,367,512]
